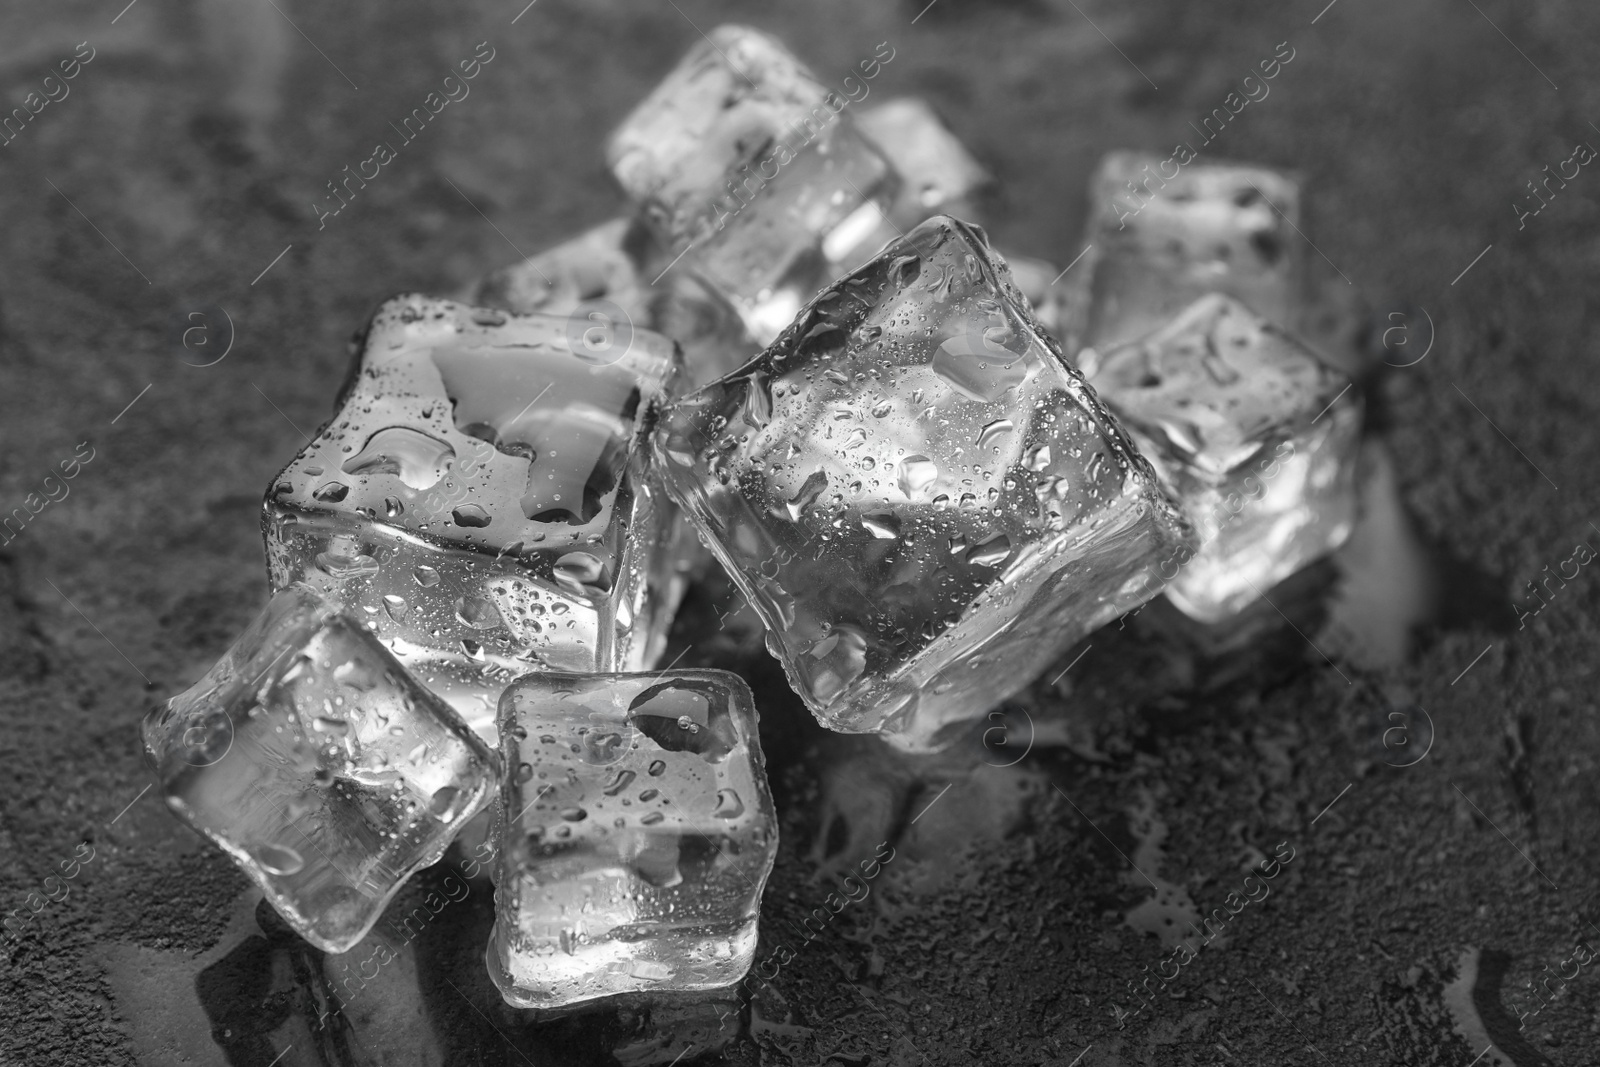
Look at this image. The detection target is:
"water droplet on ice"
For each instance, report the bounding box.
[861,513,899,539]
[429,785,463,821]
[452,504,492,528]
[382,594,409,622]
[342,426,455,491]
[313,716,350,736]
[783,469,829,522]
[554,552,609,597]
[712,788,745,819]
[977,418,1015,447]
[254,843,305,876]
[647,759,666,777]
[898,456,938,498]
[413,565,441,587]
[968,534,1012,568]
[313,482,349,503]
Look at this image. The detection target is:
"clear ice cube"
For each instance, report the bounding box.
[856,96,992,231]
[653,216,1194,751]
[142,584,498,953]
[1086,293,1362,622]
[1075,152,1306,358]
[606,24,899,344]
[263,295,679,739]
[488,669,776,1011]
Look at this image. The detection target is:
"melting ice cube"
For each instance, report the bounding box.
[606,24,899,343]
[142,584,497,953]
[263,295,679,740]
[1089,293,1362,621]
[654,215,1194,751]
[488,669,776,1010]
[1074,152,1307,361]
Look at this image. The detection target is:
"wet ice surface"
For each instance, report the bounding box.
[1087,293,1361,622]
[263,295,679,739]
[141,584,497,953]
[606,24,898,344]
[490,670,776,1011]
[1074,151,1373,376]
[655,215,1193,751]
[1075,152,1307,358]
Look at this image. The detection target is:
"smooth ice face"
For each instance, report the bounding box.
[654,216,1194,751]
[263,295,678,740]
[1089,294,1362,622]
[856,96,992,231]
[467,217,759,389]
[606,24,898,344]
[488,670,776,1011]
[142,585,498,953]
[1076,152,1305,357]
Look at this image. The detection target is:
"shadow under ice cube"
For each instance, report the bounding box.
[488,669,776,1011]
[654,216,1194,751]
[142,584,498,953]
[1089,293,1362,622]
[263,295,679,739]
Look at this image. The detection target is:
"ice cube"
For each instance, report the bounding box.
[1087,293,1361,622]
[488,669,776,1011]
[1075,152,1305,358]
[653,216,1194,751]
[468,216,759,389]
[142,584,498,953]
[263,295,679,740]
[606,24,899,344]
[856,96,992,231]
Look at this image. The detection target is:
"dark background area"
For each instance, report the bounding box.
[2,0,1599,1064]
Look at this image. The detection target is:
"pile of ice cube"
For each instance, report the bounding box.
[142,25,1364,1013]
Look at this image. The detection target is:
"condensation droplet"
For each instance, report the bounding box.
[254,843,305,876]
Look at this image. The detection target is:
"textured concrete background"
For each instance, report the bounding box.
[2,0,1599,1064]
